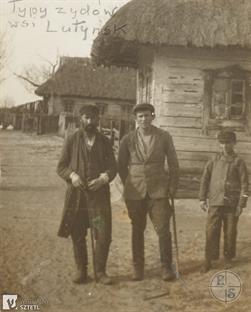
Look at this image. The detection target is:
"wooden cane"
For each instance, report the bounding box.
[171,196,180,279]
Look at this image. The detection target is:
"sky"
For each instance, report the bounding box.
[0,0,130,106]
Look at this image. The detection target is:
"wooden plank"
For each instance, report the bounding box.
[159,125,251,143]
[165,75,204,86]
[161,82,203,92]
[158,116,202,129]
[160,103,202,118]
[177,150,215,161]
[159,87,203,103]
[172,136,251,154]
[161,126,203,137]
[178,160,206,173]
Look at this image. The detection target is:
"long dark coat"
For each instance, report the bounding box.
[57,129,117,238]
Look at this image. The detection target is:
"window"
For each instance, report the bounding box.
[138,67,152,103]
[203,65,250,133]
[63,99,73,113]
[211,77,246,120]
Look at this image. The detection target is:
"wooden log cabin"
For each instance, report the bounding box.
[35,57,136,137]
[91,0,251,198]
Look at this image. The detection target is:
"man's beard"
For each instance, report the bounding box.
[84,123,96,134]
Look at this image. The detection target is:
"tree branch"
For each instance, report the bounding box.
[13,72,40,87]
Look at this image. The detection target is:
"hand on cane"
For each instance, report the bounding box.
[200,200,208,212]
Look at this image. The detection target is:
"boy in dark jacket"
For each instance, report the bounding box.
[199,130,249,272]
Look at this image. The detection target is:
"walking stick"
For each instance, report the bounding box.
[88,208,98,282]
[171,196,180,279]
[79,185,98,282]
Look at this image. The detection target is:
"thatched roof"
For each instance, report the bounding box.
[92,0,251,67]
[35,57,136,102]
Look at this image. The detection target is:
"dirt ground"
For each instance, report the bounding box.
[1,130,251,312]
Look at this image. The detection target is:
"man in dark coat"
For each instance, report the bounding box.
[57,104,117,285]
[118,103,179,281]
[199,130,249,272]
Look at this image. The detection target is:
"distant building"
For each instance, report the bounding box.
[35,57,136,136]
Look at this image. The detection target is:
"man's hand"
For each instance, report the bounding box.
[70,172,83,188]
[88,173,109,192]
[88,178,104,191]
[235,206,243,217]
[200,201,208,212]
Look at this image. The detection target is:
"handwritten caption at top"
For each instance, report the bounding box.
[7,0,127,40]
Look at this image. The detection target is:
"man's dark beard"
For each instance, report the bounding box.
[84,123,96,134]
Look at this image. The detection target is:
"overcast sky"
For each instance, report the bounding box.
[0,0,130,106]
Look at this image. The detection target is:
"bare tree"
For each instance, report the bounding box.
[14,54,59,93]
[0,30,9,85]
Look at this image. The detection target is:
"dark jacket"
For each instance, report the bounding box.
[57,129,117,237]
[199,152,249,208]
[118,126,179,200]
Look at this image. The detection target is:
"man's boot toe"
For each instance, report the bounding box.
[132,268,144,281]
[73,270,88,284]
[162,267,176,281]
[97,272,113,285]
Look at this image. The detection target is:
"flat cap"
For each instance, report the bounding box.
[79,104,99,116]
[217,130,236,143]
[132,103,155,114]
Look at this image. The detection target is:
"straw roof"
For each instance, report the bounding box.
[35,57,136,101]
[92,0,251,66]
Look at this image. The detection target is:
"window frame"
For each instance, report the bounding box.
[203,66,250,134]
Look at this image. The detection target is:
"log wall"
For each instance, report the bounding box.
[138,47,251,198]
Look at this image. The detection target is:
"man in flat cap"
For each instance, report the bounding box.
[199,129,249,272]
[57,104,117,285]
[118,103,179,281]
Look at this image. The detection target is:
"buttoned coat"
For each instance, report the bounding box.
[118,126,179,200]
[57,129,117,238]
[199,153,249,208]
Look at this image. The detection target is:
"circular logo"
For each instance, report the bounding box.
[209,270,242,303]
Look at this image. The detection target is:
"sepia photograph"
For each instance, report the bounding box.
[0,0,251,311]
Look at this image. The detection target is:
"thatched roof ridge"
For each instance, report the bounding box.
[92,0,251,66]
[35,57,136,101]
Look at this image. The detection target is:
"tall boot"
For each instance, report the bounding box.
[159,232,175,281]
[72,237,88,284]
[132,229,144,281]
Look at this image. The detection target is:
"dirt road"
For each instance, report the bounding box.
[1,130,251,312]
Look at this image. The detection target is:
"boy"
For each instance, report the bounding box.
[199,130,249,273]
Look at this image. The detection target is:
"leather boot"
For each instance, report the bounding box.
[132,265,144,281]
[72,237,88,284]
[97,272,113,285]
[159,232,174,281]
[162,266,176,281]
[73,268,88,284]
[200,260,212,273]
[132,229,144,281]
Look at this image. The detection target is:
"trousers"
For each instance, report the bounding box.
[71,191,112,274]
[205,205,239,261]
[125,195,172,269]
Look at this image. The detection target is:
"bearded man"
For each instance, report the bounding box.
[57,104,117,285]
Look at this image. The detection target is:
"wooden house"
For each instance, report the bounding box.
[35,57,136,137]
[92,0,251,197]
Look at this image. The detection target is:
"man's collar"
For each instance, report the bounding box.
[219,151,237,161]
